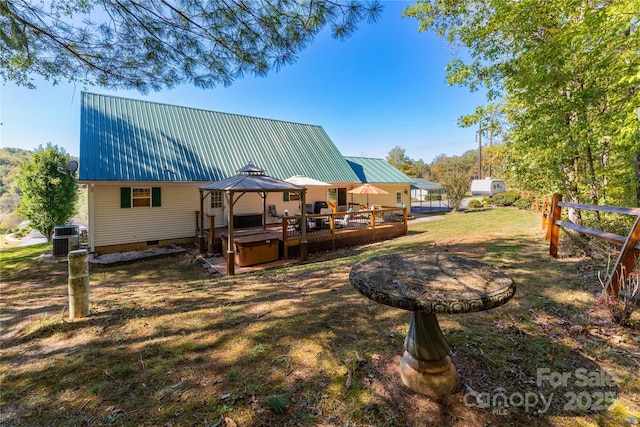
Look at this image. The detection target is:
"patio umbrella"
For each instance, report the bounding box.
[348,183,389,207]
[284,175,331,187]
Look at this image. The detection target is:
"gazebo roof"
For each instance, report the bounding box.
[199,163,304,192]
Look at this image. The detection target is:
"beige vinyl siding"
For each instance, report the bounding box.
[92,182,201,247]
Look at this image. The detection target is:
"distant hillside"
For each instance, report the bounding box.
[0,147,31,197]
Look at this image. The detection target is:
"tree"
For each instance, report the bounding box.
[404,0,640,210]
[429,151,476,183]
[386,145,430,178]
[430,154,472,211]
[2,0,382,92]
[387,146,410,169]
[16,144,78,241]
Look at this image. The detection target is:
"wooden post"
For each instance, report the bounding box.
[605,215,640,298]
[68,249,89,319]
[227,191,235,276]
[403,206,408,235]
[283,217,289,259]
[548,194,562,257]
[199,192,206,254]
[300,190,308,262]
[208,215,215,255]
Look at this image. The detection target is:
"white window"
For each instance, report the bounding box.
[210,191,224,209]
[396,191,402,204]
[132,187,151,207]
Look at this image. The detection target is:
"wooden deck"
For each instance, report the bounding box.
[202,207,409,266]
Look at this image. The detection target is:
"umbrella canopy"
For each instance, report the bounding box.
[285,175,331,187]
[348,183,389,207]
[348,183,389,195]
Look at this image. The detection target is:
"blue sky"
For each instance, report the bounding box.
[0,1,486,164]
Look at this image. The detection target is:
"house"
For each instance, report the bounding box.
[79,93,415,255]
[79,92,362,254]
[344,157,415,208]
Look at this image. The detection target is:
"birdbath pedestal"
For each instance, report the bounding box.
[349,253,515,397]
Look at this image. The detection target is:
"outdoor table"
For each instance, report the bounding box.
[349,253,515,396]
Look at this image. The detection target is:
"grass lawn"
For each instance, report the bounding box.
[1,209,638,426]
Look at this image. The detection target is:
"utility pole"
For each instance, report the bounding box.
[477,121,482,180]
[488,117,493,178]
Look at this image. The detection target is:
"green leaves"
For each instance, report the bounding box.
[1,0,382,92]
[16,143,78,241]
[406,0,640,206]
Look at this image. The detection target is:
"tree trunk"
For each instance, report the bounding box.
[562,151,583,226]
[635,150,640,207]
[584,145,601,222]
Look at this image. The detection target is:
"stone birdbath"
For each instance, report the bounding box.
[349,253,515,396]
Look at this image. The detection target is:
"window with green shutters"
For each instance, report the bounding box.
[121,187,161,208]
[283,191,300,202]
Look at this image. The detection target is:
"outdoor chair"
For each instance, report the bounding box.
[334,212,350,228]
[306,217,317,231]
[268,204,283,219]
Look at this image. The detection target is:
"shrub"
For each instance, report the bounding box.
[515,198,532,210]
[468,199,483,209]
[482,196,492,206]
[492,191,521,206]
[12,228,29,239]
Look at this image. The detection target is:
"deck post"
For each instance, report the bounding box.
[208,214,215,255]
[403,206,408,235]
[300,190,308,262]
[282,218,288,259]
[199,191,206,254]
[226,191,235,275]
[548,194,562,257]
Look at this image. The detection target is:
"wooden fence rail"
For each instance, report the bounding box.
[545,193,640,297]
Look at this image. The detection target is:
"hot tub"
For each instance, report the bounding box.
[220,232,279,267]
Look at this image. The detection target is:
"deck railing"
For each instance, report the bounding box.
[281,207,408,258]
[545,194,640,297]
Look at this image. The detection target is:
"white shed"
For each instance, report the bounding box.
[470,178,506,197]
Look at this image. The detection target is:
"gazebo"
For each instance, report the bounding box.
[199,163,306,275]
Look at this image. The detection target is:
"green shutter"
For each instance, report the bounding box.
[283,192,289,202]
[120,187,131,208]
[152,187,161,207]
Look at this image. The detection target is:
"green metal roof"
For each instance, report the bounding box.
[344,156,415,184]
[79,92,360,183]
[412,178,442,191]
